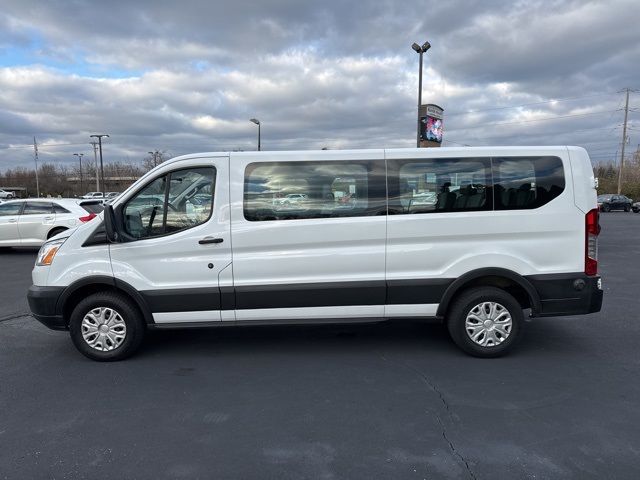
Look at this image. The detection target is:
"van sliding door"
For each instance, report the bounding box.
[230,150,387,321]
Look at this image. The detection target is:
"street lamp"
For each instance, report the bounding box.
[73,153,84,194]
[412,41,431,147]
[89,134,109,192]
[250,118,261,151]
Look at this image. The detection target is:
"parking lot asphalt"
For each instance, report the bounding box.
[1,213,640,480]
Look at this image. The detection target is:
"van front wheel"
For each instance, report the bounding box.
[446,287,523,358]
[69,292,146,361]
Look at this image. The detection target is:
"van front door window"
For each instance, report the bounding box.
[122,167,216,239]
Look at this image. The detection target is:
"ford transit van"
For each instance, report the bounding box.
[27,147,602,360]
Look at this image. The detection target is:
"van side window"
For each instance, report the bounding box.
[493,156,564,210]
[243,161,386,221]
[122,167,215,239]
[389,158,491,214]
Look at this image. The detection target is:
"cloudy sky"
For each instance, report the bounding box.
[1,0,639,171]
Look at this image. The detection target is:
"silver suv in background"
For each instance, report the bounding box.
[0,198,103,247]
[0,189,15,199]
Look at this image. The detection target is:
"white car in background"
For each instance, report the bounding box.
[275,193,308,206]
[0,189,15,199]
[0,198,103,247]
[82,192,105,200]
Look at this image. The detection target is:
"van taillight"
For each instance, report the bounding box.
[585,208,599,276]
[79,213,97,223]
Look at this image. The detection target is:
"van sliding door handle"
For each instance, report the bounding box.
[199,237,224,245]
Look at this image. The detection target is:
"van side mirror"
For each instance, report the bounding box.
[104,204,119,243]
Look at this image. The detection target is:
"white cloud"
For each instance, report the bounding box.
[0,0,638,169]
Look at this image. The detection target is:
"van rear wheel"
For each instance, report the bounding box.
[69,292,145,361]
[446,287,523,358]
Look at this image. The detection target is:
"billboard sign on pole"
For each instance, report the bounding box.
[419,104,444,147]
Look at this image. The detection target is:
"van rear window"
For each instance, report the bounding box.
[493,156,565,210]
[392,158,491,214]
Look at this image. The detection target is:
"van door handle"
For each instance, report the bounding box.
[199,237,224,245]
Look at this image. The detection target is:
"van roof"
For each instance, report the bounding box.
[161,145,586,167]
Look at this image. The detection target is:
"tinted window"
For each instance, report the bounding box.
[123,167,215,239]
[389,158,491,214]
[53,204,71,213]
[23,202,53,215]
[494,156,565,210]
[244,161,386,221]
[80,202,104,214]
[0,203,22,216]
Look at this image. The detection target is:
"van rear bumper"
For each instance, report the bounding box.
[526,274,603,317]
[27,285,67,330]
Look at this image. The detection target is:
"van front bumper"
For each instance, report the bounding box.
[27,285,67,330]
[526,274,603,317]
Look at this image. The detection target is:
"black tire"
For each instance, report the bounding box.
[601,204,610,212]
[47,227,68,239]
[446,287,524,358]
[624,205,630,212]
[69,291,146,361]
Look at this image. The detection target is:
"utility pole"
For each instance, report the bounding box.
[617,88,630,195]
[90,134,109,193]
[33,137,40,197]
[90,141,99,191]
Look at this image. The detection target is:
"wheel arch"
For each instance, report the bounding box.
[47,226,69,239]
[57,276,153,326]
[436,268,541,318]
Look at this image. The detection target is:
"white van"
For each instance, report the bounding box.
[27,147,602,361]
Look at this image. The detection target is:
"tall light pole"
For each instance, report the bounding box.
[250,118,261,151]
[412,41,431,147]
[90,141,99,191]
[90,134,109,193]
[33,137,40,197]
[148,150,162,168]
[73,153,84,194]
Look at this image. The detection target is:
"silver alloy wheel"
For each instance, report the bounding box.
[81,307,127,352]
[465,302,513,347]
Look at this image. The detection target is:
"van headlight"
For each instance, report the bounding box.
[36,238,67,266]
